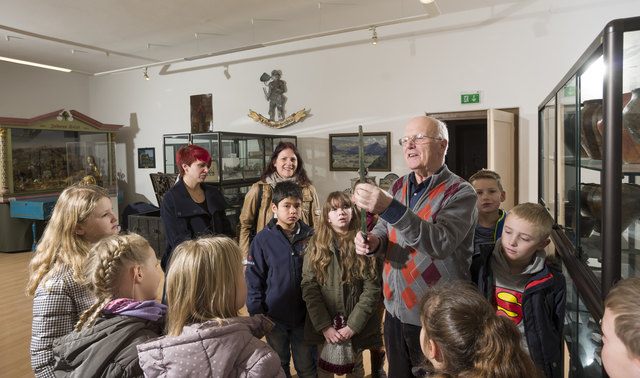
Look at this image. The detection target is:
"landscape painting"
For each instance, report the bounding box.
[329,132,390,171]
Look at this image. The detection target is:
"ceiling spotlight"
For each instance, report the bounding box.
[223,65,231,80]
[420,0,436,4]
[143,67,150,81]
[370,27,378,45]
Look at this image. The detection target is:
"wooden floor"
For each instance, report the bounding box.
[0,251,384,377]
[0,251,35,377]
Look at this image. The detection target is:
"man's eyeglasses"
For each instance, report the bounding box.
[398,134,442,146]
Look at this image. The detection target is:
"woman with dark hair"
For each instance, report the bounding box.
[238,141,320,255]
[160,145,233,275]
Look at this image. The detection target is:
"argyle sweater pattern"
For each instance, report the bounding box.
[372,166,478,326]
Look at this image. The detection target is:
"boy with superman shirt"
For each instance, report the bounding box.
[471,202,565,378]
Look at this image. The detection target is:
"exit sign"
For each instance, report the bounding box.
[461,93,480,104]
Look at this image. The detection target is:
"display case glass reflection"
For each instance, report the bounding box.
[10,130,112,193]
[163,134,189,175]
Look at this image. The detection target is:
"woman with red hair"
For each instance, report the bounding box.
[160,145,233,286]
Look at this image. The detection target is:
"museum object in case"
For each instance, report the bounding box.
[538,16,640,377]
[0,109,122,252]
[162,132,297,230]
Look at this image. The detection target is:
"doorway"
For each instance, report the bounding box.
[445,119,487,181]
[427,108,519,207]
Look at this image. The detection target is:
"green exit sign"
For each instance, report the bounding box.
[461,93,480,104]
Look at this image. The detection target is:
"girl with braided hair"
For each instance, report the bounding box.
[27,184,119,378]
[53,233,164,377]
[415,282,543,378]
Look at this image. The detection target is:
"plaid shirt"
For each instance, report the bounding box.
[30,265,95,378]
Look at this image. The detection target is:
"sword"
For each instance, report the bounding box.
[358,125,367,241]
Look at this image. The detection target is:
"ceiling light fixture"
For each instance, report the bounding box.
[0,55,71,72]
[143,67,150,80]
[419,0,436,4]
[223,65,231,80]
[370,27,378,45]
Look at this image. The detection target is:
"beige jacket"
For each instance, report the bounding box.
[239,181,320,254]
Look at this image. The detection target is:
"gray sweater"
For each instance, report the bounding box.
[372,166,478,326]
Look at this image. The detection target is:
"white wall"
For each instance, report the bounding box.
[3,0,640,211]
[0,62,90,116]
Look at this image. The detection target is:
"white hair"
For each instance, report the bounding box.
[435,118,449,156]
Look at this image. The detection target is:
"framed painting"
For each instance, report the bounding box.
[329,132,391,171]
[190,93,213,133]
[138,147,156,169]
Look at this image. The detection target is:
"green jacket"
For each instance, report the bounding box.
[301,244,383,352]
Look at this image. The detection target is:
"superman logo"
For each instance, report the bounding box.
[493,286,523,325]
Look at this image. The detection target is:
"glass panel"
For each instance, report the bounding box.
[622,29,640,279]
[560,76,579,247]
[222,184,252,232]
[579,55,604,276]
[163,134,189,174]
[66,141,115,189]
[541,97,556,216]
[244,136,264,180]
[563,266,603,377]
[220,134,243,181]
[10,129,109,194]
[192,133,220,182]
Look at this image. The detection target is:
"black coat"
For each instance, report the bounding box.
[471,243,566,378]
[53,315,164,378]
[160,178,233,271]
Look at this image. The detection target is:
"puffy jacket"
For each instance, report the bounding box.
[53,314,164,377]
[137,315,285,378]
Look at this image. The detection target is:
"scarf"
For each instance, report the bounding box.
[265,172,297,188]
[101,298,167,321]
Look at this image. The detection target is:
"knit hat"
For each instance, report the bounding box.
[318,314,355,374]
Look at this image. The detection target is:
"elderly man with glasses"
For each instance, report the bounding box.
[353,115,478,378]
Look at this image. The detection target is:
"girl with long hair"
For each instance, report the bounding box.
[27,184,119,377]
[137,236,284,377]
[301,191,382,377]
[53,234,165,377]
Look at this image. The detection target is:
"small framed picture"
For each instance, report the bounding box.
[138,147,156,169]
[190,93,213,133]
[329,132,391,171]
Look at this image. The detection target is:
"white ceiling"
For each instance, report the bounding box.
[0,0,520,75]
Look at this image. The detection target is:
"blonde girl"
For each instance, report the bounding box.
[53,233,164,377]
[301,191,382,377]
[27,184,118,378]
[137,236,285,377]
[417,282,542,378]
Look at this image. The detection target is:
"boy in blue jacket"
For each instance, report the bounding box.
[471,202,565,378]
[245,181,316,378]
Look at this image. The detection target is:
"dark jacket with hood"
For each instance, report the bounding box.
[53,315,164,377]
[471,242,566,378]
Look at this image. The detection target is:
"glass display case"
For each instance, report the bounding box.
[163,131,296,229]
[538,17,640,377]
[0,109,121,252]
[0,109,120,200]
